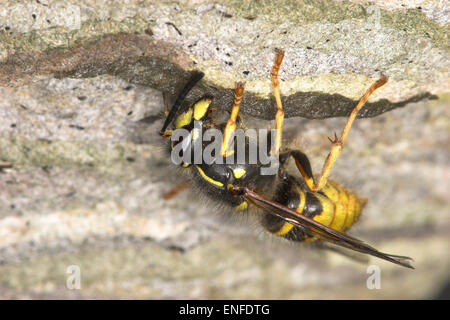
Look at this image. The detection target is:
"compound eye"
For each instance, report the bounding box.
[225,167,233,180]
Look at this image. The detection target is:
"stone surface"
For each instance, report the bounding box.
[0,0,448,119]
[0,0,449,299]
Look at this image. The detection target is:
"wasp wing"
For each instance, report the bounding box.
[239,187,414,269]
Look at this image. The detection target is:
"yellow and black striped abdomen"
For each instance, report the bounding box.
[262,178,367,242]
[319,180,367,232]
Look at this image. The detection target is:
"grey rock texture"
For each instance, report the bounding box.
[0,0,449,299]
[1,0,448,118]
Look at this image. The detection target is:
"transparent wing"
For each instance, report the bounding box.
[236,187,414,269]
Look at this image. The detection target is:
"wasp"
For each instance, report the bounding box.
[159,49,413,269]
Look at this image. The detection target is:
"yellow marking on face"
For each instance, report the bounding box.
[235,201,248,211]
[274,222,294,236]
[194,165,224,188]
[175,107,193,128]
[193,98,212,120]
[232,168,246,179]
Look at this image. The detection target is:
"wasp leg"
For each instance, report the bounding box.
[163,91,169,117]
[221,81,246,157]
[281,150,316,192]
[307,75,388,192]
[163,182,189,200]
[271,49,285,155]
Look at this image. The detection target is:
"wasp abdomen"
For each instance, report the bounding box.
[262,178,367,242]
